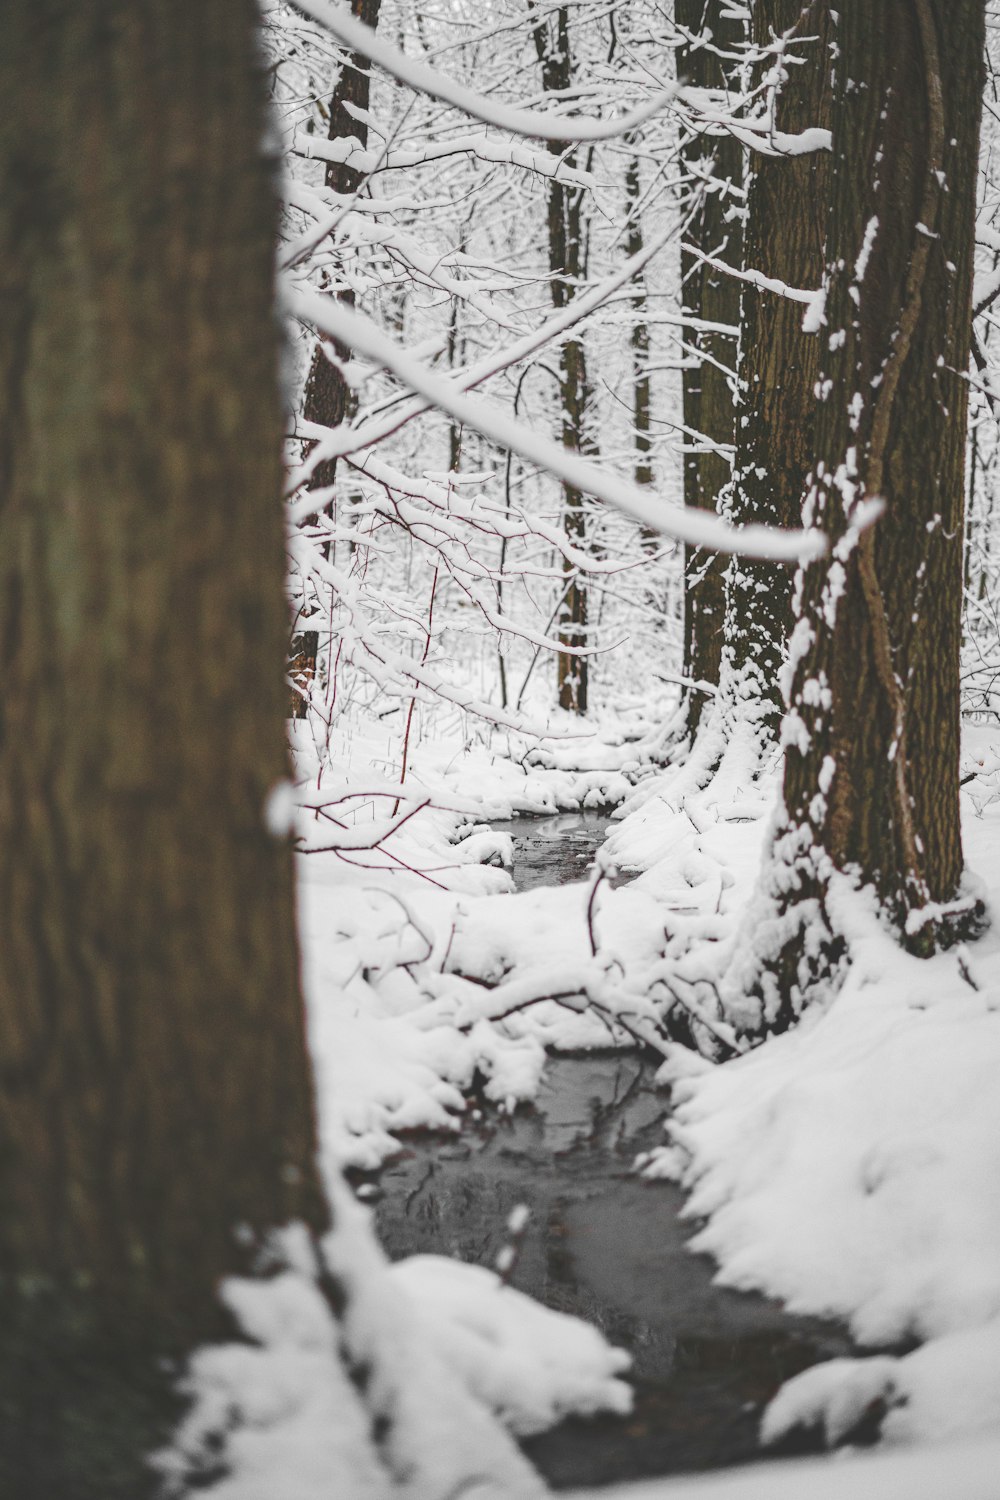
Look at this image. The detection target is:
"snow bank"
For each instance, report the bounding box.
[566,1435,1000,1500]
[677,928,1000,1347]
[160,1197,632,1499]
[653,733,1000,1452]
[157,1256,390,1500]
[389,1254,632,1436]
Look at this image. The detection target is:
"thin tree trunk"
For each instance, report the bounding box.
[447,287,464,474]
[676,0,744,737]
[624,153,653,493]
[531,2,596,715]
[751,0,985,1029]
[301,0,382,493]
[720,0,834,735]
[0,1,326,1489]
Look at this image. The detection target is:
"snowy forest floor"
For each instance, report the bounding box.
[220,702,1000,1490]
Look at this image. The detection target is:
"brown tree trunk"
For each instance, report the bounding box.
[0,1,326,1490]
[753,0,985,1029]
[532,2,595,715]
[301,0,382,493]
[720,0,834,735]
[676,0,744,736]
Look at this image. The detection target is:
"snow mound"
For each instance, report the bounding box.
[158,1269,388,1500]
[390,1254,632,1436]
[162,1201,633,1496]
[677,908,1000,1349]
[760,1355,898,1447]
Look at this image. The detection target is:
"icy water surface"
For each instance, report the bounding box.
[487,808,617,891]
[369,813,855,1488]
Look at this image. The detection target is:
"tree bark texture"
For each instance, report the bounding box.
[721,0,834,733]
[301,0,382,494]
[0,0,326,1488]
[532,3,595,715]
[757,0,985,1026]
[676,0,745,735]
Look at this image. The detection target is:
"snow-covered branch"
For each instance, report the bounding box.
[288,285,826,562]
[291,0,680,143]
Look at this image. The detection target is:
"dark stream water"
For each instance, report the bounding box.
[366,812,855,1489]
[486,809,618,891]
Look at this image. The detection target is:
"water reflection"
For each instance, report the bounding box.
[487,810,614,891]
[371,1055,854,1488]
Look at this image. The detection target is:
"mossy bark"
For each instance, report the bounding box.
[757,0,985,1027]
[0,0,327,1490]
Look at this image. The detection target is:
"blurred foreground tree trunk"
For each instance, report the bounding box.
[749,0,985,1030]
[0,1,326,1492]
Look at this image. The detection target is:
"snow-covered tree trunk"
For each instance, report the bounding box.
[747,0,986,1030]
[624,151,654,495]
[0,0,326,1486]
[676,0,745,738]
[301,0,382,496]
[720,0,834,738]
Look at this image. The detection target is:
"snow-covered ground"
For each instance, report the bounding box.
[626,725,1000,1456]
[293,704,1000,1472]
[569,1436,1000,1500]
[293,708,672,1175]
[166,705,1000,1496]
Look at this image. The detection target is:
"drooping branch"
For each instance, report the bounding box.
[288,285,829,562]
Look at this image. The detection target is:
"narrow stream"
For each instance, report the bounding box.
[367,812,855,1489]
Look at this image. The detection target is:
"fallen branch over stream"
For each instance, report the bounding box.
[415,956,742,1063]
